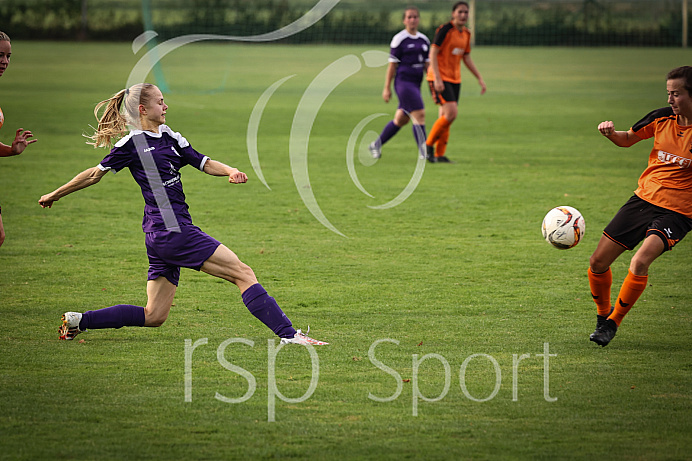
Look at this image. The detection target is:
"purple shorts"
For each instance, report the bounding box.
[145,225,221,286]
[395,79,425,113]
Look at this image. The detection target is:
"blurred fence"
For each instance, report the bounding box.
[0,0,689,46]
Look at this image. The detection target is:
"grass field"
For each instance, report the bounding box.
[1,42,691,460]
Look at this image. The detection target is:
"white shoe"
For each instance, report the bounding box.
[280,328,329,346]
[369,142,381,159]
[59,312,84,340]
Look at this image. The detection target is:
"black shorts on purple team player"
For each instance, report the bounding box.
[145,225,221,286]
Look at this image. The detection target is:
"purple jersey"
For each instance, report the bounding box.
[98,125,209,233]
[389,30,430,84]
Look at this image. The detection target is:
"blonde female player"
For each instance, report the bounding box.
[589,66,692,347]
[39,83,327,345]
[0,31,37,247]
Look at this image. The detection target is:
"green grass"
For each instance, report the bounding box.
[1,42,692,460]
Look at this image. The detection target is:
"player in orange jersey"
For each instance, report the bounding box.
[424,1,486,163]
[589,66,692,347]
[0,31,37,247]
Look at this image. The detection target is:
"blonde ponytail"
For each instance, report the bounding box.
[86,83,156,148]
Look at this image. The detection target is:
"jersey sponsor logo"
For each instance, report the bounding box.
[657,150,691,168]
[143,146,155,152]
[452,47,463,55]
[162,176,180,187]
[162,162,181,187]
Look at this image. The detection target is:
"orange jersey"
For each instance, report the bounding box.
[631,107,692,218]
[426,22,471,84]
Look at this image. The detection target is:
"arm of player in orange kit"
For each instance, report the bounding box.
[462,54,486,95]
[429,46,445,93]
[0,128,37,157]
[597,122,642,147]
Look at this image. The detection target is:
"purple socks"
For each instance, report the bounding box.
[378,121,401,146]
[242,284,296,339]
[377,121,427,156]
[80,304,146,330]
[412,124,427,157]
[76,285,295,339]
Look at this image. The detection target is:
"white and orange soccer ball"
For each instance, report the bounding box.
[542,206,585,249]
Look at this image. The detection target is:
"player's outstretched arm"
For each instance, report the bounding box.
[203,159,248,184]
[0,128,37,157]
[597,121,641,147]
[39,166,107,208]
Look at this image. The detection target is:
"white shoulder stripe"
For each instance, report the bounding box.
[389,30,430,48]
[113,131,135,148]
[160,125,190,148]
[390,29,410,49]
[113,125,191,149]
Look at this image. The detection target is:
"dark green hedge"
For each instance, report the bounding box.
[0,0,688,46]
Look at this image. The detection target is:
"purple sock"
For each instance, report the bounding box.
[80,304,146,330]
[378,121,401,146]
[242,284,296,339]
[412,124,427,157]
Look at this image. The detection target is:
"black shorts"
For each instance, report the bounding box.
[603,195,692,251]
[428,81,461,105]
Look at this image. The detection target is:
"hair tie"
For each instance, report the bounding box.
[124,88,130,95]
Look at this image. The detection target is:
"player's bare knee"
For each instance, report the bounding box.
[394,115,410,126]
[589,255,609,274]
[144,313,168,327]
[143,306,170,327]
[628,257,650,276]
[237,262,257,285]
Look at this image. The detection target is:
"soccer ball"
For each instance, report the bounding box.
[542,206,585,249]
